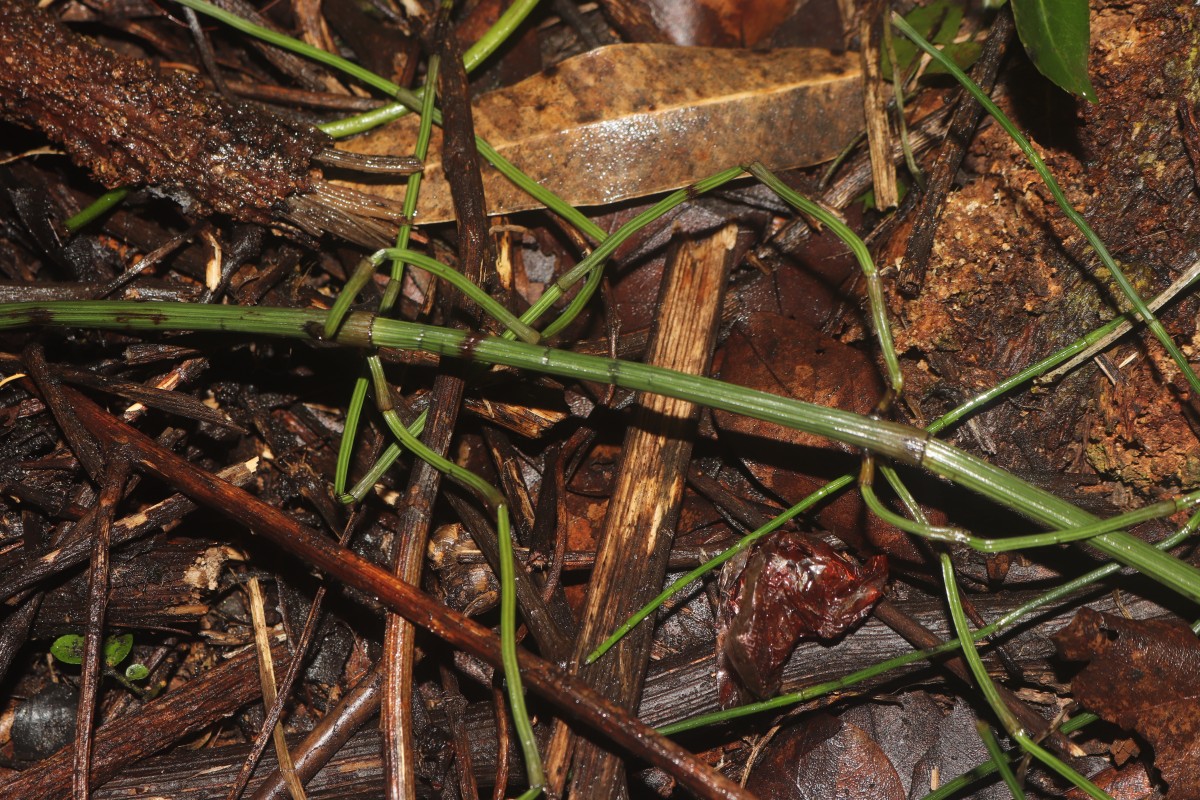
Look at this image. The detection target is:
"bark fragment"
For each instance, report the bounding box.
[0,1,326,224]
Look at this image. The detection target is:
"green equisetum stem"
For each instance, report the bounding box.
[941,554,1113,800]
[5,300,1200,608]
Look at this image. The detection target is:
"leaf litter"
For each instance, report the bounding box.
[0,0,1197,798]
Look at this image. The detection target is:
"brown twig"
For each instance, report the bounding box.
[441,665,481,800]
[251,665,384,800]
[65,390,754,800]
[23,343,105,480]
[858,0,898,209]
[227,513,364,800]
[73,455,131,800]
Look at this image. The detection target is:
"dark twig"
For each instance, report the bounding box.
[183,6,230,97]
[73,454,131,800]
[441,665,481,800]
[24,343,105,480]
[64,390,754,800]
[226,562,340,800]
[382,9,494,797]
[252,666,384,800]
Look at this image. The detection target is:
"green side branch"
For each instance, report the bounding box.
[894,12,1200,401]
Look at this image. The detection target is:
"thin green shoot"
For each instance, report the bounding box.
[862,477,1200,552]
[326,249,540,344]
[921,712,1097,800]
[748,162,903,396]
[940,553,1113,800]
[533,166,746,340]
[975,721,1027,800]
[892,12,1200,401]
[586,474,854,663]
[882,21,925,190]
[318,0,542,138]
[64,188,129,233]
[365,359,544,793]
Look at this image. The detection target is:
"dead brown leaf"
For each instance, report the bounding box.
[711,312,928,564]
[1054,608,1200,796]
[717,530,887,702]
[745,713,906,800]
[335,44,862,222]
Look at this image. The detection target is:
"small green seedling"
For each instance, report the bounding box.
[50,633,149,692]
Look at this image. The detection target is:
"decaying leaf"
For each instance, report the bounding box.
[711,312,930,565]
[745,713,906,800]
[336,43,863,222]
[1054,608,1200,796]
[717,530,886,703]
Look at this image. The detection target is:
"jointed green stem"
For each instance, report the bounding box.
[328,249,540,344]
[5,301,1200,609]
[332,49,440,498]
[941,554,1112,800]
[975,721,1026,800]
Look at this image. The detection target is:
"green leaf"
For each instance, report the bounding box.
[104,634,133,667]
[883,0,956,80]
[50,634,85,665]
[124,663,149,681]
[49,633,133,667]
[924,41,983,75]
[1010,0,1097,101]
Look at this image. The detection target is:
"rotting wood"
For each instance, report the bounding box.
[544,225,738,798]
[0,2,414,247]
[60,391,756,800]
[896,8,1014,297]
[0,460,258,603]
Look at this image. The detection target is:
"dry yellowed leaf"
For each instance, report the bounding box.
[333,43,863,223]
